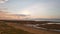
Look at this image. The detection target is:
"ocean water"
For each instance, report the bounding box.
[33,19,60,22]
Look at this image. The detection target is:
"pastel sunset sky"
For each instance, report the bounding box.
[1,0,60,18]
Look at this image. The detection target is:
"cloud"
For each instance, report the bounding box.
[0,0,8,3]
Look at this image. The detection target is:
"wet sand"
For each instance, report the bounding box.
[6,23,60,34]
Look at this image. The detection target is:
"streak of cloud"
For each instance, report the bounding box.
[0,0,8,3]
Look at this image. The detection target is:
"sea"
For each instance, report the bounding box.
[30,18,60,22]
[36,19,60,22]
[19,18,60,22]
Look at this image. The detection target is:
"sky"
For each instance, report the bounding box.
[0,0,60,18]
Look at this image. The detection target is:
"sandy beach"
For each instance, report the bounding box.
[6,22,60,34]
